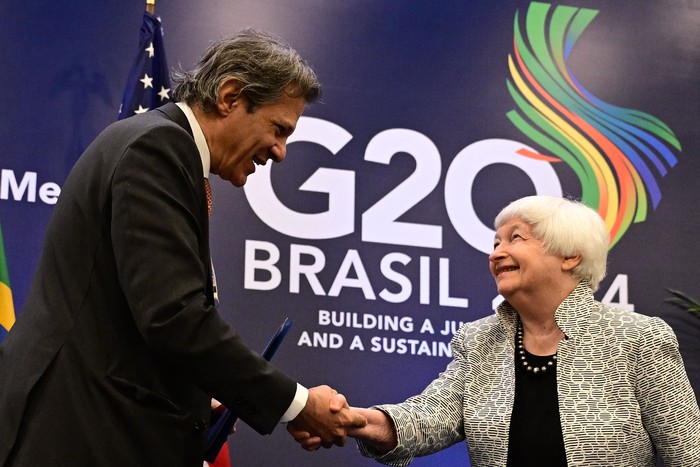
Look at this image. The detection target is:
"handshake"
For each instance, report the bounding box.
[286,385,396,453]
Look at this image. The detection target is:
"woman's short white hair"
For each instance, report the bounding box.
[494,195,610,292]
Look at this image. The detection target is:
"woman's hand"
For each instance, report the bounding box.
[346,407,398,454]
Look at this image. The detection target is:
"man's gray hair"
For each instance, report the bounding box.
[172,28,321,112]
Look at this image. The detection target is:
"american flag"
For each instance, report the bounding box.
[118,12,171,120]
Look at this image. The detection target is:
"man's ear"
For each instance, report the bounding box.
[216,78,244,115]
[562,254,582,272]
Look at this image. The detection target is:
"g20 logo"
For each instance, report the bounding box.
[244,117,635,312]
[245,117,561,255]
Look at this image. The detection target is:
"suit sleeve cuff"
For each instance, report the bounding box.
[280,383,308,423]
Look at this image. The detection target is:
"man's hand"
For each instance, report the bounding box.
[286,385,366,450]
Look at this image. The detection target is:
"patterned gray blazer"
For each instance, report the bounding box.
[358,281,700,466]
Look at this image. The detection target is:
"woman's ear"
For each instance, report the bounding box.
[562,254,582,272]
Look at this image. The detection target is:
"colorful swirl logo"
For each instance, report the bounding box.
[506,2,681,247]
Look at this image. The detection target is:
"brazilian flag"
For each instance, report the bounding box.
[0,220,15,342]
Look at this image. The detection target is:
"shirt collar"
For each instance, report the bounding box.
[176,102,210,178]
[496,280,594,340]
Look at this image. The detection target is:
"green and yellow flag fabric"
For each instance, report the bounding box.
[0,220,15,342]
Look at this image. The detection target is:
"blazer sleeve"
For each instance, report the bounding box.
[636,316,700,466]
[110,122,297,434]
[357,329,468,466]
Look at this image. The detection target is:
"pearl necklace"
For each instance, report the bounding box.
[516,321,557,375]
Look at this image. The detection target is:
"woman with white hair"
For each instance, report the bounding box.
[291,195,700,466]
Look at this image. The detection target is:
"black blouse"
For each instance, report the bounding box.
[507,346,567,467]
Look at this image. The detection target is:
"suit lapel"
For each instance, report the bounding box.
[155,102,194,138]
[155,103,216,304]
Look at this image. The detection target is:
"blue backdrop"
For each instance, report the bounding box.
[1,1,699,465]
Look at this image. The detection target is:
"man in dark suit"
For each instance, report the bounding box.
[0,29,365,466]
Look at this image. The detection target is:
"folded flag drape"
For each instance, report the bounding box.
[0,220,15,343]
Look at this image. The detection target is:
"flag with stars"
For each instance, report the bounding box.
[118,11,171,120]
